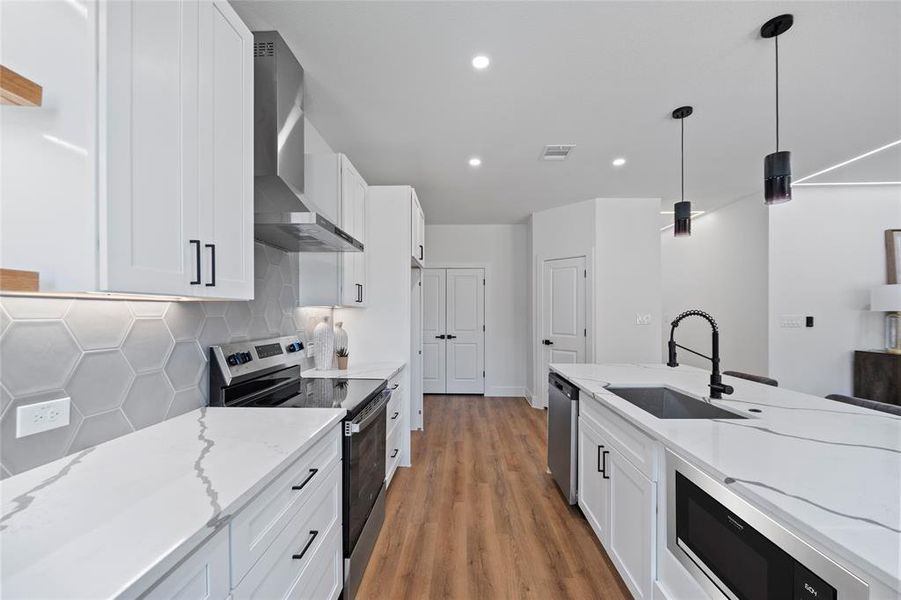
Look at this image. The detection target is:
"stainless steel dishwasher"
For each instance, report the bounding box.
[547,372,579,504]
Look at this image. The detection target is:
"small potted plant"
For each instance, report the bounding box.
[336,347,349,370]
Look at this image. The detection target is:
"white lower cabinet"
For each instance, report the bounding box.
[577,416,610,543]
[607,448,656,600]
[578,403,656,600]
[145,425,344,600]
[145,527,231,600]
[232,462,342,599]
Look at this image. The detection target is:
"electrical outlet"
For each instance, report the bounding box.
[636,313,652,325]
[779,315,805,328]
[16,397,71,438]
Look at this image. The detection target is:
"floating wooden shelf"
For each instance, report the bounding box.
[0,65,43,107]
[0,268,40,292]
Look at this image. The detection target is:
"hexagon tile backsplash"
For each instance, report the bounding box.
[0,243,311,478]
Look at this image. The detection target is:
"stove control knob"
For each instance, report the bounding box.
[286,341,303,353]
[227,353,241,366]
[241,351,253,363]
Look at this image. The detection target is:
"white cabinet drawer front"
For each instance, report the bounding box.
[232,463,342,599]
[581,397,656,480]
[386,391,404,429]
[230,428,340,586]
[145,527,230,600]
[386,419,403,478]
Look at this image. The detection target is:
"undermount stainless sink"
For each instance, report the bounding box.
[606,386,747,419]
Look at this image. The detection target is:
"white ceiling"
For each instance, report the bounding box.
[232,1,901,224]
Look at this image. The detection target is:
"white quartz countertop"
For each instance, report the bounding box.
[302,361,404,381]
[0,406,345,599]
[550,363,901,594]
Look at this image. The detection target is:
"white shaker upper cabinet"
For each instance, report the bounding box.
[103,0,253,299]
[410,189,425,267]
[300,153,368,307]
[0,0,253,299]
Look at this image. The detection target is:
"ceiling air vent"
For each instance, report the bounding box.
[541,144,576,161]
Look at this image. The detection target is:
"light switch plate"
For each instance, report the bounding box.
[636,313,652,325]
[16,397,71,438]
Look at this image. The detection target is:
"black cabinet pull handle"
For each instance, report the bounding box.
[392,411,399,420]
[291,530,319,560]
[291,468,318,491]
[360,284,363,303]
[205,243,216,287]
[419,244,423,260]
[600,447,610,480]
[190,240,201,285]
[391,383,399,390]
[355,283,362,303]
[391,449,399,458]
[597,444,604,473]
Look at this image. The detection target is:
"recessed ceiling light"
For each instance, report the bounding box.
[612,157,627,167]
[472,55,490,70]
[469,157,482,167]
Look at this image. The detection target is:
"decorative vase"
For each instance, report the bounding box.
[337,356,349,370]
[313,316,335,370]
[334,321,348,354]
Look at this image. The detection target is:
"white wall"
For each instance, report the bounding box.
[661,196,769,375]
[425,224,529,397]
[769,184,901,397]
[530,198,662,406]
[595,198,662,364]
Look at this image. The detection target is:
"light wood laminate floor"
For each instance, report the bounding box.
[357,395,631,599]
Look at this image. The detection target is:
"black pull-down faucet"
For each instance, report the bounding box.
[667,310,734,400]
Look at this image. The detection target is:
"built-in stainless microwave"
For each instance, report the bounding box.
[666,449,868,600]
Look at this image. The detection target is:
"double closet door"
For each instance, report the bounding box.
[423,268,485,394]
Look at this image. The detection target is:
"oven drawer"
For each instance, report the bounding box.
[232,461,342,600]
[230,426,341,587]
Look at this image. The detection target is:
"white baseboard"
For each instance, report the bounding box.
[484,385,528,398]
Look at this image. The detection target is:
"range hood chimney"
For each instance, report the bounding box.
[252,31,363,253]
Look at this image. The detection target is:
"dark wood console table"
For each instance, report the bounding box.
[853,350,901,406]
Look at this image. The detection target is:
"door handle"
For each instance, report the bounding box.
[542,339,554,346]
[189,240,202,285]
[435,334,446,339]
[204,243,216,287]
[446,334,457,339]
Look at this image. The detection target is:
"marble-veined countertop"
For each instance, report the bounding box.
[302,361,404,381]
[550,363,901,595]
[0,406,345,599]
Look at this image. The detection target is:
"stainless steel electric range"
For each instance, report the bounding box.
[209,335,389,600]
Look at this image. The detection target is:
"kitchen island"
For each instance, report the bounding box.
[551,363,900,599]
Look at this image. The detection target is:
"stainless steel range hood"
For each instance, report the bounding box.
[252,31,363,253]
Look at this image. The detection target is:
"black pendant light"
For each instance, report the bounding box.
[761,14,794,204]
[672,105,693,237]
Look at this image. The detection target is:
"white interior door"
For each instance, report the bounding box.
[540,256,587,405]
[422,269,446,393]
[446,268,485,394]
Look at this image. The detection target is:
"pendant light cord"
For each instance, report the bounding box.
[681,117,685,201]
[775,35,780,151]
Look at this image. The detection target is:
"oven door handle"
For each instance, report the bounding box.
[345,389,391,435]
